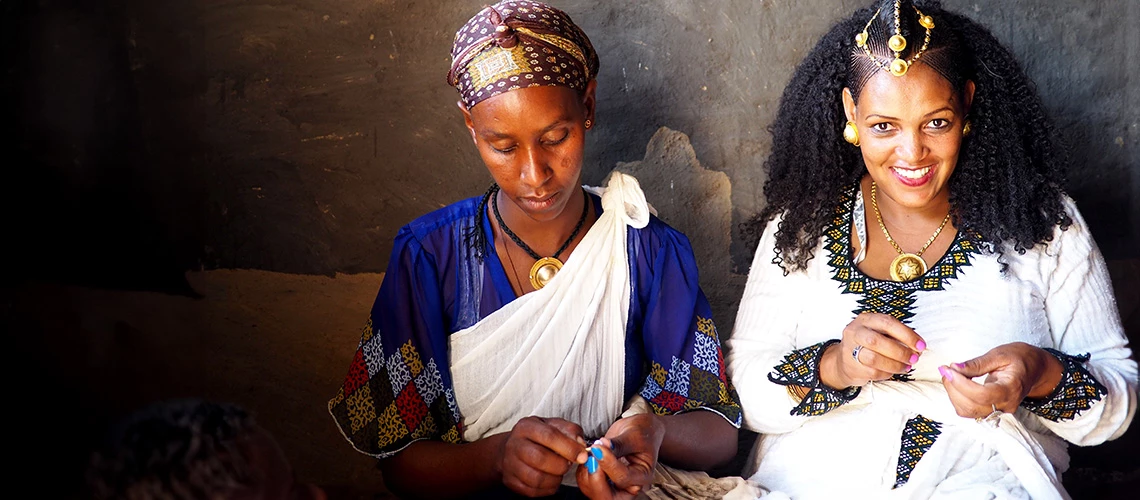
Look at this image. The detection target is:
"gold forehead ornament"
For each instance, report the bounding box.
[855,0,934,77]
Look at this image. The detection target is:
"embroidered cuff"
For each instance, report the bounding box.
[1020,348,1107,422]
[768,340,861,416]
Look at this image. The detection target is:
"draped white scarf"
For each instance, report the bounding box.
[449,171,651,441]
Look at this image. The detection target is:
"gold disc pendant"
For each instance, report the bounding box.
[529,257,563,290]
[889,253,927,282]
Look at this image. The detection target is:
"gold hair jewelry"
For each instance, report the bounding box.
[870,181,951,281]
[855,0,934,77]
[962,120,972,136]
[844,121,860,146]
[584,119,593,129]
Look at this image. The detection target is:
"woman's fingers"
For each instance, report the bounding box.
[515,417,586,465]
[939,368,987,418]
[846,324,914,378]
[544,418,590,464]
[939,365,1013,417]
[503,464,565,498]
[852,345,910,376]
[860,313,926,352]
[500,438,568,497]
[575,460,614,500]
[500,417,587,496]
[591,441,652,496]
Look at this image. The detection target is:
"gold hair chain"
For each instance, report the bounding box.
[855,1,935,77]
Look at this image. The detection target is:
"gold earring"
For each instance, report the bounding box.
[962,120,972,137]
[584,119,593,129]
[843,121,860,146]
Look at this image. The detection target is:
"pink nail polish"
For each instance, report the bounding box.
[954,362,966,370]
[937,366,950,379]
[910,353,919,364]
[916,340,926,352]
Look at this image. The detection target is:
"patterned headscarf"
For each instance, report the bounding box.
[447,1,599,109]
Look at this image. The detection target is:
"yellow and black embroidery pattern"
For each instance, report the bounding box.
[1020,349,1106,422]
[769,340,861,416]
[824,187,980,322]
[894,415,943,488]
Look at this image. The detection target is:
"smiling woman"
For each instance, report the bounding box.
[729,0,1136,498]
[325,2,745,499]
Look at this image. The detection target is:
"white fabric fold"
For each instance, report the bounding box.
[449,171,651,441]
[864,381,1068,500]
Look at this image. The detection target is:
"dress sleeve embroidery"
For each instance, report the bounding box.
[768,340,861,416]
[642,315,744,427]
[328,321,462,459]
[1020,348,1107,422]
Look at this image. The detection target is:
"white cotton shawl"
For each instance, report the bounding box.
[449,171,651,441]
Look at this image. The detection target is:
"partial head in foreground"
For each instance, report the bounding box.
[744,0,1070,272]
[87,400,325,500]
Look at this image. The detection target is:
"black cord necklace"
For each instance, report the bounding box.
[491,185,589,290]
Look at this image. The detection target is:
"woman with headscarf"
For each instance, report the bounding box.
[328,2,745,498]
[728,0,1136,498]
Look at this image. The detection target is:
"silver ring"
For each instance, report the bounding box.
[975,404,1003,426]
[852,345,865,365]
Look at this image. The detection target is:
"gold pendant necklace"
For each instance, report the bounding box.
[870,182,951,282]
[492,187,589,290]
[528,257,563,289]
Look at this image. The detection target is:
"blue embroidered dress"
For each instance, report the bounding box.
[329,192,742,458]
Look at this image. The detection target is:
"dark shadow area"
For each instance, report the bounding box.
[2,0,194,295]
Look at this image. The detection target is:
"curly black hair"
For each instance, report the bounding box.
[742,0,1071,272]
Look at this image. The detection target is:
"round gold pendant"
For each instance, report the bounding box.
[888,34,907,52]
[529,257,563,290]
[889,58,909,76]
[889,253,927,282]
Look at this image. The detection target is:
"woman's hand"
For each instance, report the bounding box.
[820,312,926,389]
[497,416,588,497]
[576,414,664,499]
[939,342,1064,418]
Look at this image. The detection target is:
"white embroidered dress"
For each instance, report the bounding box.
[727,190,1137,499]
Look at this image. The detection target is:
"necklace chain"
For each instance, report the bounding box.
[498,223,526,292]
[870,181,951,257]
[491,186,589,261]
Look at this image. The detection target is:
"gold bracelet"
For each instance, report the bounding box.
[786,384,810,402]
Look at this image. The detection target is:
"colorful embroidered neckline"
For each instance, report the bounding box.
[824,186,980,323]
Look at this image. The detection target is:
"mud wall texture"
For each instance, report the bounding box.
[3,0,1137,290]
[2,0,1137,497]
